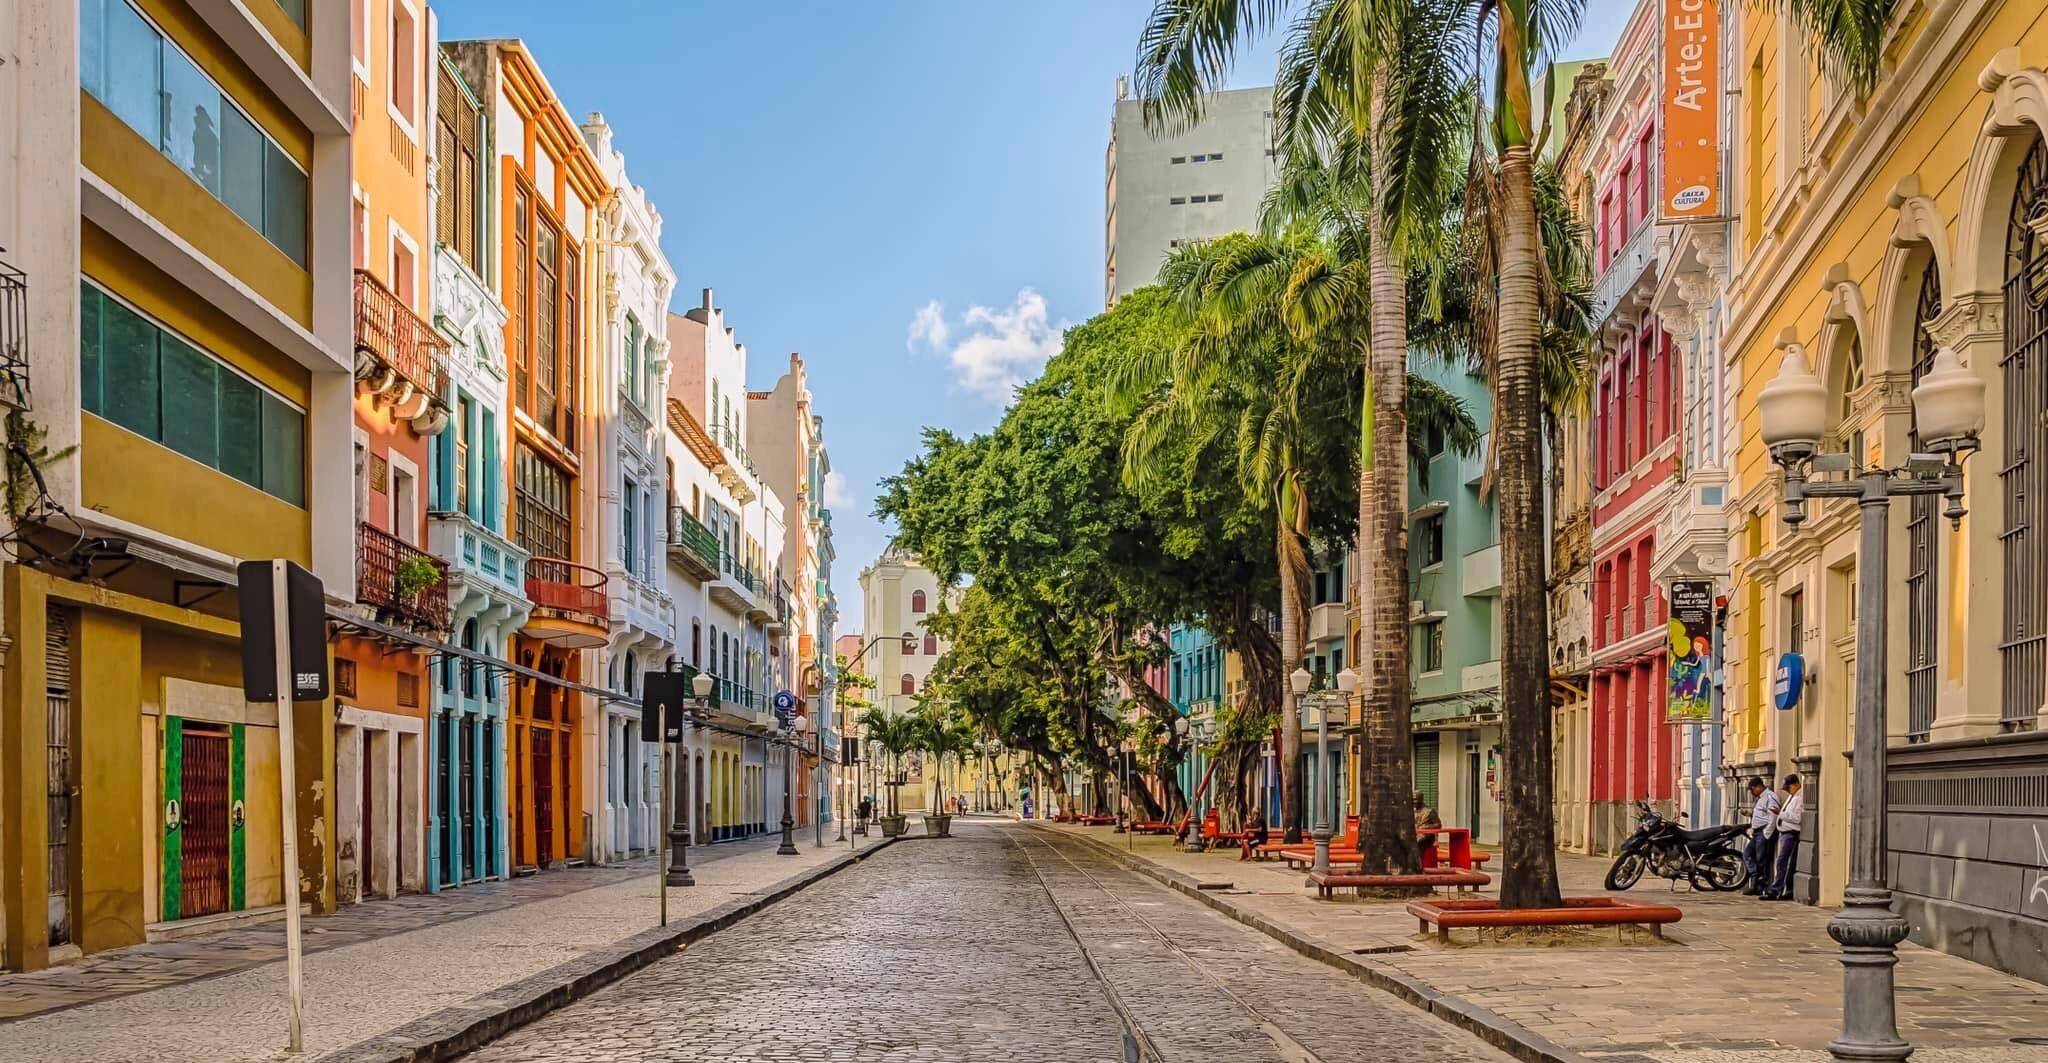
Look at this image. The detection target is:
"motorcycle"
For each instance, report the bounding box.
[1604,801,1751,892]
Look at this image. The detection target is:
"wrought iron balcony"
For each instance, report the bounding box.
[0,256,28,411]
[353,269,449,418]
[666,506,720,581]
[357,521,451,633]
[523,557,610,645]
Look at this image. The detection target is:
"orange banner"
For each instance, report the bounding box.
[1660,0,1719,218]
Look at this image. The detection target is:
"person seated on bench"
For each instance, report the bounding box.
[1415,792,1442,830]
[1239,807,1269,861]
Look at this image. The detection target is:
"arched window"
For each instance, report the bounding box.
[461,619,479,699]
[911,589,927,613]
[924,633,938,656]
[1904,264,1942,742]
[2002,137,2048,730]
[900,672,915,695]
[902,631,917,655]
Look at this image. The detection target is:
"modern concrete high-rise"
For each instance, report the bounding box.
[1104,78,1277,304]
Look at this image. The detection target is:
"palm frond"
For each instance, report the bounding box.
[1134,0,1291,134]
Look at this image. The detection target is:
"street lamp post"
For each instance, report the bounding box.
[667,671,719,888]
[1174,716,1206,852]
[776,712,810,856]
[1291,666,1359,878]
[1758,341,1985,1063]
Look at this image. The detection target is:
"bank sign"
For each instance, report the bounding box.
[1661,0,1720,217]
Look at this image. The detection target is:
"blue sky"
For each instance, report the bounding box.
[433,1,1631,627]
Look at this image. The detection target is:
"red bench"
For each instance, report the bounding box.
[1309,868,1490,899]
[1078,814,1117,826]
[1130,820,1173,834]
[1407,896,1683,943]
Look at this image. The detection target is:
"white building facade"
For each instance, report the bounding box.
[581,112,676,864]
[1105,80,1276,303]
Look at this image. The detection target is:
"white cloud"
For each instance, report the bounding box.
[823,469,853,509]
[907,289,1064,400]
[906,299,950,352]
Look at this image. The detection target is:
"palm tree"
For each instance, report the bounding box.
[1114,230,1477,848]
[857,708,916,818]
[1137,0,1470,873]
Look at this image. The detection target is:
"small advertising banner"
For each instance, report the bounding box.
[1667,579,1715,723]
[1660,0,1720,218]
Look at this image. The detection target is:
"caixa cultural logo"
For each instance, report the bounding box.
[1670,185,1712,212]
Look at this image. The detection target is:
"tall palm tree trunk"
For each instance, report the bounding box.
[1277,479,1311,843]
[1495,137,1563,908]
[1360,76,1422,875]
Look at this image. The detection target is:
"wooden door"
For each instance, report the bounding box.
[180,729,231,918]
[533,729,554,867]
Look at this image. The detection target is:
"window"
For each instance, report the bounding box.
[1208,192,1222,202]
[1418,514,1445,568]
[900,673,915,695]
[80,282,304,505]
[901,631,916,655]
[512,183,578,443]
[924,633,937,656]
[435,63,483,268]
[391,458,416,543]
[391,232,417,309]
[911,589,927,613]
[1169,196,1186,205]
[1191,154,1206,162]
[622,313,644,407]
[513,444,571,561]
[623,475,639,575]
[454,397,472,514]
[336,658,359,699]
[1210,152,1223,161]
[1419,621,1445,674]
[389,0,418,130]
[81,0,308,266]
[1170,156,1186,164]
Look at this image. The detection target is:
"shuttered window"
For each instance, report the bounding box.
[1412,734,1440,812]
[434,62,482,270]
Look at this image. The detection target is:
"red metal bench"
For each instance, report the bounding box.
[1406,896,1683,943]
[1130,820,1173,834]
[1309,868,1490,899]
[1078,814,1117,826]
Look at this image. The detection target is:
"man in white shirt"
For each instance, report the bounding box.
[1742,776,1779,897]
[1764,774,1805,901]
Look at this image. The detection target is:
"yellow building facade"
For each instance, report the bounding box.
[1725,0,2048,976]
[2,0,355,971]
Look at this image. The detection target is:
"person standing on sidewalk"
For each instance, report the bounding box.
[1742,776,1779,896]
[1763,774,1804,901]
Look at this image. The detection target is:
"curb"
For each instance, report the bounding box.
[324,837,903,1062]
[1035,825,1586,1063]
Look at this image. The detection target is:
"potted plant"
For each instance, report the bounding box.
[858,708,912,837]
[394,555,440,601]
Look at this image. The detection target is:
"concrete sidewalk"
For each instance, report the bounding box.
[1039,822,2048,1062]
[0,832,891,1062]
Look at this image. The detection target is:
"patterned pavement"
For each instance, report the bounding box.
[462,822,1514,1063]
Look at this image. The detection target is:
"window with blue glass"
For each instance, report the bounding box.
[80,282,306,505]
[79,0,309,266]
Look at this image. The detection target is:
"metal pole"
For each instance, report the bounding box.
[1828,483,1911,1061]
[1311,701,1331,877]
[666,710,693,887]
[777,734,799,855]
[657,705,668,926]
[269,561,305,1055]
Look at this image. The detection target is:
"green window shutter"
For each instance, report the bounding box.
[1412,733,1439,813]
[229,723,246,912]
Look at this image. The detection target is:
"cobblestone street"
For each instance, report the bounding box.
[462,821,1514,1063]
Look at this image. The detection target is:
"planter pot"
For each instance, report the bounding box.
[879,815,908,838]
[926,813,953,838]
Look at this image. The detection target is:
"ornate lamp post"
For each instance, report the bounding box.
[776,711,810,856]
[1174,715,1206,852]
[1758,341,1985,1063]
[1291,666,1358,877]
[666,671,718,888]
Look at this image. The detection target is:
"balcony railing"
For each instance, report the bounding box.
[721,548,760,594]
[0,256,28,411]
[353,269,448,404]
[357,521,451,633]
[666,506,721,578]
[773,581,790,624]
[1591,216,1657,326]
[525,557,609,628]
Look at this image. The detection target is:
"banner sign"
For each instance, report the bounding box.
[1660,0,1720,218]
[1666,579,1715,723]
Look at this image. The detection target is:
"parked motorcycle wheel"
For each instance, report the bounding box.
[1604,851,1647,891]
[1689,850,1748,892]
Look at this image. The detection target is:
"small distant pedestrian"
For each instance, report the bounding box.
[1763,773,1804,901]
[1413,792,1442,831]
[1741,776,1779,897]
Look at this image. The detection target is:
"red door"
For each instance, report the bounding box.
[533,730,554,867]
[181,729,230,918]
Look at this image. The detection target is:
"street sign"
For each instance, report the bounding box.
[1774,652,1805,710]
[640,671,691,742]
[236,560,328,702]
